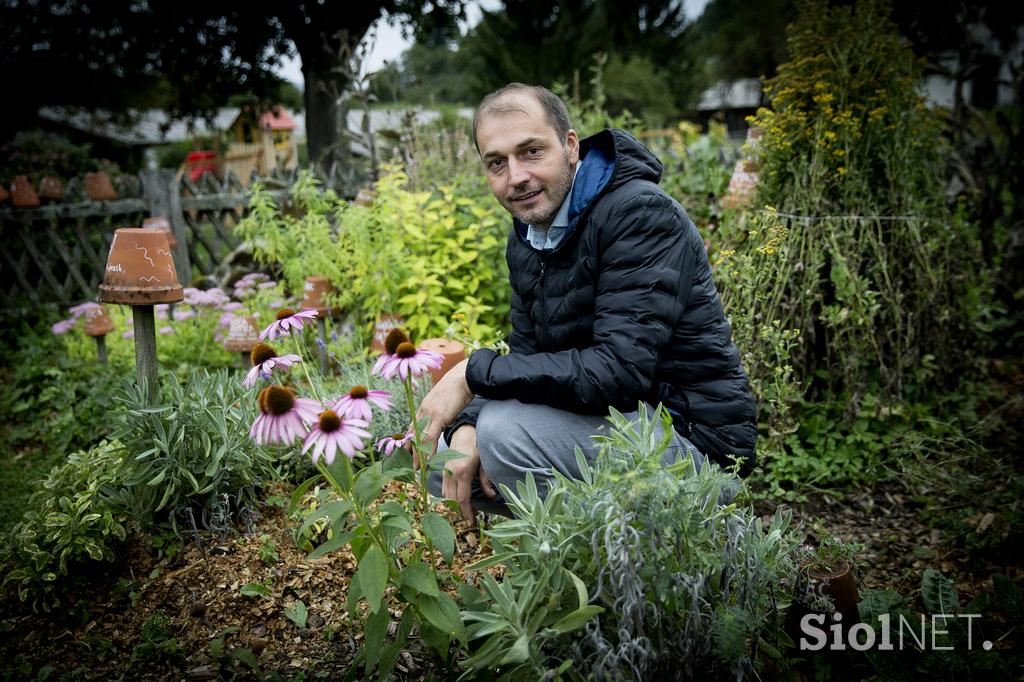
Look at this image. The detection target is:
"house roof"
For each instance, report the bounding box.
[258,108,298,130]
[696,78,764,111]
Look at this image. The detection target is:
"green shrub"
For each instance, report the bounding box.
[110,368,275,531]
[236,167,511,347]
[0,439,127,611]
[459,405,802,680]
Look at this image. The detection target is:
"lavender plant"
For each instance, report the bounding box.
[460,405,803,681]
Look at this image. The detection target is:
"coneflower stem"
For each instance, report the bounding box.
[294,334,322,404]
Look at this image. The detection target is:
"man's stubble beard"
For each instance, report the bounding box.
[509,147,574,228]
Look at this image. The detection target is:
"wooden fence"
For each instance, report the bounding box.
[0,169,292,315]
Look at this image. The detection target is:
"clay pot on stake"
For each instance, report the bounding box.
[39,176,64,202]
[10,176,40,208]
[142,216,179,318]
[83,304,116,363]
[223,315,261,367]
[371,313,406,354]
[418,338,466,385]
[301,276,334,374]
[85,170,118,202]
[99,228,183,403]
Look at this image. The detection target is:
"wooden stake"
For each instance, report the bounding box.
[95,335,108,364]
[133,305,158,403]
[317,316,329,375]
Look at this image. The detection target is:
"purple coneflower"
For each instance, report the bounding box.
[375,341,443,381]
[250,385,321,445]
[244,343,302,388]
[260,308,318,341]
[376,432,413,456]
[301,410,371,465]
[333,385,392,421]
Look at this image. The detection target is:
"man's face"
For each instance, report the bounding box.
[475,96,579,228]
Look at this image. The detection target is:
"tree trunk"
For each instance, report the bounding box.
[301,58,347,174]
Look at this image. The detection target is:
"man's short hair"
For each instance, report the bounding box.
[472,83,572,152]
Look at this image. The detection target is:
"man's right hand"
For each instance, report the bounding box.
[443,425,497,525]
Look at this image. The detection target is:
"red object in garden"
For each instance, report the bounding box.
[10,176,40,208]
[99,228,183,305]
[186,151,218,181]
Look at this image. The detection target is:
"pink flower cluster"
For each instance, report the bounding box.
[50,301,103,335]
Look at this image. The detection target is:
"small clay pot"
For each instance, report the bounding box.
[142,215,177,249]
[0,183,9,204]
[301,276,334,316]
[83,304,116,337]
[371,314,406,353]
[223,315,261,354]
[10,176,40,208]
[418,338,466,385]
[98,228,183,305]
[39,175,64,202]
[85,171,118,202]
[805,560,860,625]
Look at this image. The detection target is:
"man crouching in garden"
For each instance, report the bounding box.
[416,83,756,523]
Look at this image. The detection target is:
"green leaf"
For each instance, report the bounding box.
[354,544,388,613]
[551,605,604,634]
[417,593,465,643]
[284,600,308,628]
[240,582,271,597]
[500,633,530,665]
[231,647,259,670]
[398,563,439,597]
[422,512,456,565]
[298,500,352,538]
[363,602,390,674]
[354,468,386,508]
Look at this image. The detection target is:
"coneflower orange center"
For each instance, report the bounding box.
[384,328,410,354]
[391,433,406,441]
[318,410,341,432]
[259,385,295,415]
[250,342,276,366]
[395,341,417,358]
[349,385,368,399]
[275,308,295,321]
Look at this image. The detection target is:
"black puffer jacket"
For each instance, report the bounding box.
[448,129,757,469]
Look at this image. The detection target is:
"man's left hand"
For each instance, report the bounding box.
[414,358,473,457]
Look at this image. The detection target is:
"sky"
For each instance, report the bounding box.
[275,0,711,88]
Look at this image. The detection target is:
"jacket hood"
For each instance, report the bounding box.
[513,129,664,246]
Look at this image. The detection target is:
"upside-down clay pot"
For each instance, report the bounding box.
[39,175,64,202]
[85,171,118,201]
[142,215,177,249]
[83,304,116,337]
[301,276,334,317]
[371,314,406,354]
[418,338,466,385]
[223,315,261,354]
[10,176,40,208]
[98,228,183,304]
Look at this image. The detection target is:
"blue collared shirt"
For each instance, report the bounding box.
[526,162,581,251]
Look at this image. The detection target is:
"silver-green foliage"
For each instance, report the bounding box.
[111,368,276,529]
[460,405,802,681]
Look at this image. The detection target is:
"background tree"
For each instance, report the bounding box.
[0,0,466,173]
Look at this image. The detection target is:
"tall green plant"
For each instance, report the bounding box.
[733,0,989,404]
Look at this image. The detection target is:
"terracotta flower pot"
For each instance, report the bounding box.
[10,176,40,208]
[371,313,406,353]
[0,184,8,204]
[98,228,183,305]
[805,560,860,623]
[39,175,64,202]
[418,338,466,385]
[223,315,261,354]
[301,276,334,316]
[83,304,116,337]
[85,171,118,202]
[142,215,177,249]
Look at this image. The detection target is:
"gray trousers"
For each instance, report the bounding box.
[428,399,704,517]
